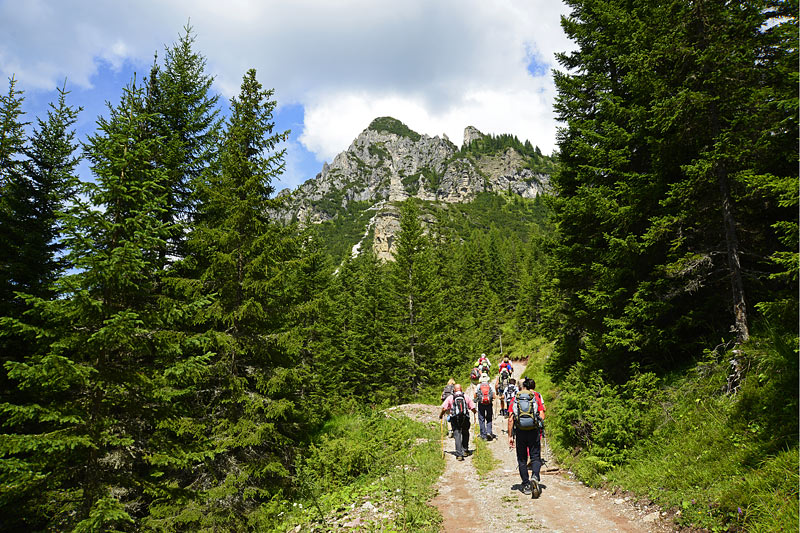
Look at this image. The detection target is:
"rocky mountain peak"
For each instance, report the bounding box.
[275,117,553,261]
[463,126,485,148]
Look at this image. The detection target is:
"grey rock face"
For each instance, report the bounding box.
[276,118,550,259]
[463,125,484,148]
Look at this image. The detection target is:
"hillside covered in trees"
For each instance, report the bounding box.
[0,1,797,530]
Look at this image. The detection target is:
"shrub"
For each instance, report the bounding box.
[553,364,660,471]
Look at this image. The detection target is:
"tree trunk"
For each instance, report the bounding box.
[717,163,749,343]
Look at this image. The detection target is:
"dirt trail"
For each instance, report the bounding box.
[397,360,676,533]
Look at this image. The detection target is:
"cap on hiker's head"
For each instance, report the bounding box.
[481,353,486,357]
[480,373,490,382]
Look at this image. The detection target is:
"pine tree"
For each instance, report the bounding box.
[179,68,301,529]
[146,23,220,264]
[389,199,434,394]
[0,78,175,530]
[283,226,333,404]
[22,83,82,291]
[548,0,798,380]
[0,76,30,322]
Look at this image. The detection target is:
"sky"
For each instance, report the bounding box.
[0,0,575,191]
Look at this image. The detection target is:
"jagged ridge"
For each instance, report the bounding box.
[276,117,554,260]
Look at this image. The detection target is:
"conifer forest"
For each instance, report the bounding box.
[0,2,797,531]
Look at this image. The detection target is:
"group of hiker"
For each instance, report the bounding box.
[438,354,546,497]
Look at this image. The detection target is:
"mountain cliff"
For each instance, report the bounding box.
[276,117,555,260]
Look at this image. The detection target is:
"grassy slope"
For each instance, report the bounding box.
[499,324,798,532]
[273,405,445,532]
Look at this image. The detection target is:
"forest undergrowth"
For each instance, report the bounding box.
[274,402,444,532]
[510,326,799,533]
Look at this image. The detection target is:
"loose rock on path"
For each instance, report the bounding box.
[394,360,677,533]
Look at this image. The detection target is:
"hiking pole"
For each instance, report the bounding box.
[440,418,445,459]
[473,411,478,458]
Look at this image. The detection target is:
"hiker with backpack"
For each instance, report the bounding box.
[496,363,512,416]
[508,377,546,497]
[441,378,456,438]
[475,353,491,376]
[439,384,477,461]
[469,366,482,384]
[498,357,514,377]
[502,378,518,420]
[475,373,496,440]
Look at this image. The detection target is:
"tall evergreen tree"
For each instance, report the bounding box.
[548,0,798,380]
[181,68,302,529]
[0,78,175,530]
[0,76,30,322]
[389,199,434,394]
[146,23,220,264]
[22,83,82,292]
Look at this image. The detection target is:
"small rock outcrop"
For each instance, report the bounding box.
[463,125,484,148]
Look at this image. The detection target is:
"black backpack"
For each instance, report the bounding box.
[451,392,469,427]
[500,369,509,391]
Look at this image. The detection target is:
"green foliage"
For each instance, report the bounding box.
[177,68,305,529]
[368,116,421,142]
[1,77,178,531]
[367,141,389,162]
[400,167,442,194]
[472,437,500,478]
[389,199,435,394]
[460,132,558,175]
[551,365,661,477]
[275,409,444,532]
[144,23,221,262]
[547,0,798,381]
[550,329,798,532]
[0,79,81,399]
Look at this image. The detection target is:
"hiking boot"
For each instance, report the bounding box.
[531,475,541,498]
[521,482,532,495]
[456,455,464,461]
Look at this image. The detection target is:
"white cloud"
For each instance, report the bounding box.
[0,0,574,176]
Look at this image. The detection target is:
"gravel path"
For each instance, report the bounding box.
[396,360,677,533]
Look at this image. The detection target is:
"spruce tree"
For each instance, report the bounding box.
[389,199,434,394]
[0,78,174,530]
[22,84,82,292]
[146,23,220,264]
[548,0,798,380]
[0,76,30,323]
[181,68,302,529]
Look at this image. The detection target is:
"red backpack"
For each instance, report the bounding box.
[479,383,492,404]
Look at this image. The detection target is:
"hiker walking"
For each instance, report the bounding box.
[475,353,491,375]
[496,361,512,416]
[441,378,456,438]
[508,377,546,497]
[498,357,514,377]
[502,378,518,419]
[439,384,477,461]
[475,372,496,440]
